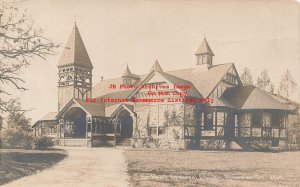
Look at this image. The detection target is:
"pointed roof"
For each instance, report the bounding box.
[149,60,163,73]
[57,23,93,69]
[195,37,214,56]
[122,64,132,77]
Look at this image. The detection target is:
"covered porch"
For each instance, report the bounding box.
[56,98,136,147]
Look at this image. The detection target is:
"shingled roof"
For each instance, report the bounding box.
[221,86,291,110]
[149,60,164,72]
[56,98,105,118]
[32,112,58,127]
[195,37,214,56]
[57,23,93,69]
[93,63,233,99]
[168,63,233,98]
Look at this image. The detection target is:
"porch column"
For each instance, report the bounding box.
[131,113,137,138]
[59,118,65,138]
[234,114,238,137]
[86,115,92,139]
[213,112,217,136]
[34,126,37,137]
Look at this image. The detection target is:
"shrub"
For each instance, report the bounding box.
[1,126,34,149]
[33,136,54,150]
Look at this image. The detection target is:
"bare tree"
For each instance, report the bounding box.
[256,69,274,93]
[0,1,58,111]
[278,70,297,98]
[240,66,253,86]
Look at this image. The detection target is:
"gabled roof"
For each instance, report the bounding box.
[56,98,105,118]
[93,63,233,99]
[98,90,133,107]
[150,60,164,72]
[109,103,134,117]
[159,71,202,98]
[57,23,93,69]
[168,63,234,98]
[221,86,291,110]
[126,68,203,99]
[195,37,214,56]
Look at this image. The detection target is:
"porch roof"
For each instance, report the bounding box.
[105,103,134,117]
[32,112,58,127]
[221,86,291,110]
[56,98,105,118]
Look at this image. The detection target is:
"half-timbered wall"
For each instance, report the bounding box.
[210,66,241,98]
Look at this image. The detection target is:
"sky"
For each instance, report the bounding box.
[8,0,300,122]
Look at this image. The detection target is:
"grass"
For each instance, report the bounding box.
[0,149,67,185]
[124,149,300,187]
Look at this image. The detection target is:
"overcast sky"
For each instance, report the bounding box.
[10,0,300,122]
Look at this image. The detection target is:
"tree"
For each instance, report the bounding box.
[0,115,3,131]
[240,67,253,86]
[1,99,33,148]
[0,1,58,110]
[256,69,274,92]
[278,70,297,98]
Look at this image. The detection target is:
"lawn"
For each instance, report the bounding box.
[124,149,300,187]
[0,149,67,185]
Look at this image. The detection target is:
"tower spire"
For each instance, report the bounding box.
[57,23,93,68]
[57,24,93,111]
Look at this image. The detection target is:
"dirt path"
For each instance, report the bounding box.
[3,147,130,187]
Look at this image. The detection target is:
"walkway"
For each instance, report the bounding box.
[4,147,129,187]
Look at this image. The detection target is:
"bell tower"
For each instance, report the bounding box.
[194,37,214,71]
[57,23,93,111]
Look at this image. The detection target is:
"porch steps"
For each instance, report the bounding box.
[92,136,115,147]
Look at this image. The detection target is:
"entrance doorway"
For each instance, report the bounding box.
[119,110,133,139]
[64,107,87,138]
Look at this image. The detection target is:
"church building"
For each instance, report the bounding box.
[33,24,298,150]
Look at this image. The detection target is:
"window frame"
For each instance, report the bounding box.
[204,112,214,130]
